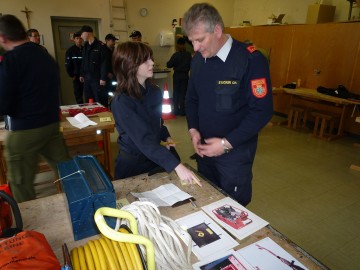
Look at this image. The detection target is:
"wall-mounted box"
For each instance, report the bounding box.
[306,4,336,24]
[160,30,174,46]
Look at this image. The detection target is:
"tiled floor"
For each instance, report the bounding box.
[36,114,360,269]
[164,115,360,270]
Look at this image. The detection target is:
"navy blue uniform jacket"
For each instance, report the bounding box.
[81,38,108,81]
[111,83,180,172]
[0,42,60,131]
[186,39,273,148]
[65,44,83,77]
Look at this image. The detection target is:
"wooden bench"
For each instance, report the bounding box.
[287,106,308,130]
[311,111,339,141]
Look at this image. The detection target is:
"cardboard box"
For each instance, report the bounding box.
[306,4,336,24]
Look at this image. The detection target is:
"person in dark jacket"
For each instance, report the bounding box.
[79,25,109,106]
[183,3,273,206]
[166,37,192,116]
[0,15,69,203]
[26,28,47,52]
[105,33,118,96]
[65,31,84,104]
[111,41,201,186]
[129,30,142,42]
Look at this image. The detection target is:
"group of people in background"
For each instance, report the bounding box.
[0,2,273,207]
[65,27,144,107]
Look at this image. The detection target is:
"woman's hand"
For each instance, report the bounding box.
[174,163,202,187]
[165,137,176,149]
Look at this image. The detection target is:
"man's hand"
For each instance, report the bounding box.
[198,137,232,157]
[100,80,106,86]
[189,128,203,157]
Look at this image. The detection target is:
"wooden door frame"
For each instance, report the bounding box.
[51,17,99,105]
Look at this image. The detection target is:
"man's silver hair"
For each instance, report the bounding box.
[182,3,224,35]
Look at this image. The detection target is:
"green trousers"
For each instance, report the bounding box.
[4,122,69,203]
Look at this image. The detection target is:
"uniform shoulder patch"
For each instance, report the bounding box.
[251,78,268,98]
[246,45,257,53]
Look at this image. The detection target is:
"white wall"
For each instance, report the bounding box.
[1,0,111,56]
[1,0,358,91]
[1,0,234,90]
[233,0,360,26]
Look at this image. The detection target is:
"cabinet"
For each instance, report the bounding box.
[306,4,336,24]
[225,22,360,135]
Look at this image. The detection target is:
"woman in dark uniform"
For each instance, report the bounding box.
[111,42,200,185]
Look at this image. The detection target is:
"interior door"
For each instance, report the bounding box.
[51,18,98,105]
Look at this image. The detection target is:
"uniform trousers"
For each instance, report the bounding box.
[115,147,180,179]
[172,73,189,115]
[4,122,69,203]
[196,142,257,206]
[83,79,108,107]
[72,76,84,104]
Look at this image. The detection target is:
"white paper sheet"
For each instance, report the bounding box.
[202,197,269,240]
[176,210,239,260]
[237,237,308,270]
[193,249,254,270]
[131,183,192,207]
[66,113,98,129]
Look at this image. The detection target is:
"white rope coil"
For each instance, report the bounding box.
[116,201,193,270]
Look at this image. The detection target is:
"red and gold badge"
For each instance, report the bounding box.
[251,78,268,98]
[246,45,256,53]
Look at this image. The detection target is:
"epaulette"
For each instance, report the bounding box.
[246,45,257,53]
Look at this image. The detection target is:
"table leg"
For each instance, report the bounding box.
[350,164,360,171]
[103,130,114,179]
[336,104,347,137]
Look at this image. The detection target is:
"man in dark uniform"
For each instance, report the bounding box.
[183,3,273,206]
[79,25,109,106]
[0,15,69,202]
[65,32,84,104]
[26,28,47,52]
[129,30,142,42]
[104,33,118,97]
[166,37,192,116]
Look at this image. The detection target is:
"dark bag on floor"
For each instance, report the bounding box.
[317,85,351,99]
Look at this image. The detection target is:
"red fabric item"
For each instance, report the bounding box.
[0,231,61,269]
[0,185,13,235]
[68,107,109,117]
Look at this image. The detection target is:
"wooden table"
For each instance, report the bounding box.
[18,170,329,269]
[60,110,115,178]
[274,87,353,139]
[0,111,115,185]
